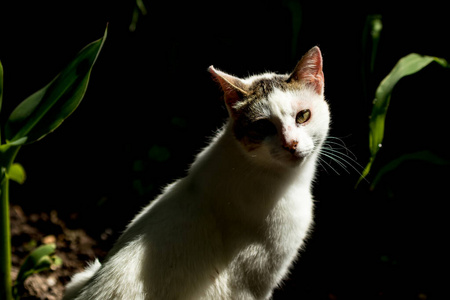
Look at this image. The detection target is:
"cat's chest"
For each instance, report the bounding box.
[264,189,313,247]
[224,184,313,255]
[221,192,313,298]
[219,175,314,248]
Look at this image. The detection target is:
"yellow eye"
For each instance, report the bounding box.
[296,109,311,124]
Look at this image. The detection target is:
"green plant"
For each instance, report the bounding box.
[12,244,62,298]
[129,0,148,32]
[357,16,449,186]
[0,27,107,300]
[361,14,382,102]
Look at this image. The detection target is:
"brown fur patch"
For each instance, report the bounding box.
[231,75,292,150]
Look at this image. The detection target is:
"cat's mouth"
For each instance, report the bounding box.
[289,150,312,163]
[271,147,313,166]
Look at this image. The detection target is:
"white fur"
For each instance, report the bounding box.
[64,79,329,300]
[64,259,101,299]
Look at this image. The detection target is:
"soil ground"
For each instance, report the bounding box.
[10,204,111,300]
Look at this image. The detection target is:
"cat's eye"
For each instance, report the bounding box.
[246,119,277,141]
[296,109,311,124]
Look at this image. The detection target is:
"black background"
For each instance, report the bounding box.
[1,1,449,299]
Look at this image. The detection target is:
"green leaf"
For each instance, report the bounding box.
[357,53,449,185]
[5,26,107,144]
[8,163,25,184]
[15,243,61,285]
[369,54,448,157]
[370,151,450,190]
[0,141,22,173]
[355,158,373,188]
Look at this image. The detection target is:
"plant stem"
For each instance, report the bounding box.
[0,175,12,300]
[0,146,20,300]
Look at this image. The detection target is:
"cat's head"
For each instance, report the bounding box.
[209,46,330,168]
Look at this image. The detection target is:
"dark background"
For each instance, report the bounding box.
[1,1,449,299]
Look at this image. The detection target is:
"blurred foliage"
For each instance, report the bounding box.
[13,244,61,299]
[370,150,450,190]
[7,163,25,185]
[130,115,188,197]
[283,0,303,59]
[362,14,382,101]
[129,0,147,32]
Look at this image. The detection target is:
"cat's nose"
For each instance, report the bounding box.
[282,140,298,154]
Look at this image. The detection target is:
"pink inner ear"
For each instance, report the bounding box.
[208,66,248,107]
[291,46,324,94]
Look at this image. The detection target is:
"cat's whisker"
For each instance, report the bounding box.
[319,150,351,174]
[323,137,358,159]
[317,155,342,175]
[316,159,328,174]
[317,136,364,177]
[323,148,363,175]
[322,146,363,169]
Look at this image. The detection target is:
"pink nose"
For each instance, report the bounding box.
[282,140,298,154]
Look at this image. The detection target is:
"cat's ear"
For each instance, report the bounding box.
[289,46,324,95]
[208,66,249,110]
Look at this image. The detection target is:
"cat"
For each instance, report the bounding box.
[63,46,330,300]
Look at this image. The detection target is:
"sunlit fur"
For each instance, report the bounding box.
[235,86,330,170]
[64,47,330,300]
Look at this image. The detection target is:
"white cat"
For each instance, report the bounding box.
[63,46,330,300]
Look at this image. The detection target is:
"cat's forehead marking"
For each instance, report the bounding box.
[244,75,304,118]
[247,75,288,99]
[234,73,314,125]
